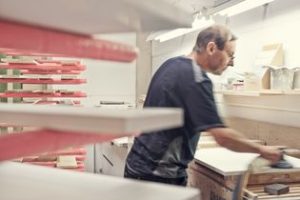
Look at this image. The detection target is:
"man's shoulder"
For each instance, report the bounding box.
[158,56,193,75]
[164,56,192,66]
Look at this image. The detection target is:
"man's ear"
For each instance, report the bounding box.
[206,42,216,55]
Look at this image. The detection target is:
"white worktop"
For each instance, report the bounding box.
[194,147,300,176]
[0,162,200,200]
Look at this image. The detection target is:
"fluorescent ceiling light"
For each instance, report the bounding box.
[152,17,215,42]
[217,0,275,17]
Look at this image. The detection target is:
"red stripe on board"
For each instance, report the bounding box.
[0,78,87,85]
[0,129,127,161]
[0,91,87,98]
[0,20,137,62]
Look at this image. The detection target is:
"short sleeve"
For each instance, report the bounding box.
[182,79,225,133]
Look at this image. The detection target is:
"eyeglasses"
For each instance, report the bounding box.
[212,42,235,61]
[224,49,235,61]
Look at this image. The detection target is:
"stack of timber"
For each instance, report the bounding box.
[188,147,300,200]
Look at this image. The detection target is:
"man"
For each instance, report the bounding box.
[124,25,281,186]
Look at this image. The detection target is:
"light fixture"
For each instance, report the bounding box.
[216,0,275,17]
[151,16,215,42]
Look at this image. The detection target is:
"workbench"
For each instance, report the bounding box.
[188,147,300,200]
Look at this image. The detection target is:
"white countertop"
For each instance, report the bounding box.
[0,162,200,200]
[194,147,300,176]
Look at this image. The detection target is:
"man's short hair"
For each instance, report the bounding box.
[193,25,237,52]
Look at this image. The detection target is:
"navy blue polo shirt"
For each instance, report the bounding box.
[126,56,225,178]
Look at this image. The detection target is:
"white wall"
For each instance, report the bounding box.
[229,0,300,70]
[152,29,199,74]
[151,0,300,128]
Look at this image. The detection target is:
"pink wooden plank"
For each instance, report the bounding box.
[22,155,86,162]
[0,91,87,98]
[0,63,86,71]
[0,20,137,62]
[0,129,127,161]
[20,69,81,75]
[0,78,87,84]
[44,148,87,156]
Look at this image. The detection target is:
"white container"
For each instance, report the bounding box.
[270,67,295,90]
[294,70,300,89]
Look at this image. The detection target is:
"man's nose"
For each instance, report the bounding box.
[227,59,234,67]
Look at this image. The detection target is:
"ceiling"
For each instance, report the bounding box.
[162,0,235,15]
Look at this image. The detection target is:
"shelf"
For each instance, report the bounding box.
[0,77,86,84]
[20,69,81,75]
[0,63,86,71]
[0,20,138,62]
[0,103,183,134]
[0,0,192,34]
[0,162,199,200]
[216,90,300,96]
[0,91,87,98]
[284,89,300,95]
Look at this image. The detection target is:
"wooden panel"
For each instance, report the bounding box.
[224,117,260,140]
[247,183,300,200]
[248,171,300,185]
[188,161,238,190]
[188,163,234,200]
[226,117,300,149]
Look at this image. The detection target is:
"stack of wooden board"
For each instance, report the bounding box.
[188,147,300,200]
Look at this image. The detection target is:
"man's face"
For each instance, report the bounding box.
[207,41,236,75]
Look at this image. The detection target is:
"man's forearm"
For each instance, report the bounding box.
[208,127,262,154]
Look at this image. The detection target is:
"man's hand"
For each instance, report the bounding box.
[258,145,282,164]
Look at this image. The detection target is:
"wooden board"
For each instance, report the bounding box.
[0,129,120,161]
[188,158,300,200]
[0,20,138,62]
[188,164,233,200]
[0,0,192,34]
[0,103,183,134]
[194,147,300,176]
[246,183,300,200]
[0,162,200,200]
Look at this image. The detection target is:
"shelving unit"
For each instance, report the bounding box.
[0,57,87,103]
[0,2,198,198]
[0,56,91,170]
